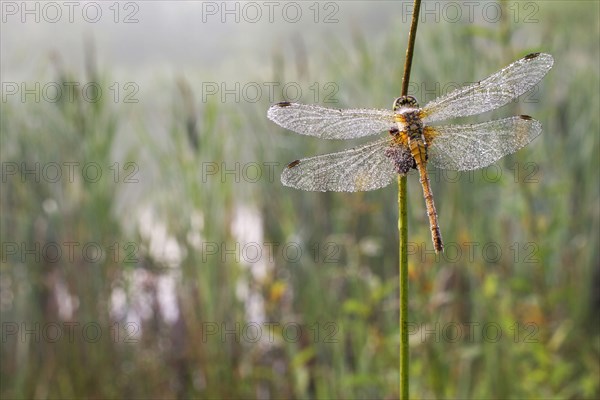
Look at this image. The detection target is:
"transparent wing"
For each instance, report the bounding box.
[427,116,542,171]
[268,102,397,139]
[281,137,398,192]
[421,53,554,123]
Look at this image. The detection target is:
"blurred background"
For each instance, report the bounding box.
[1,1,599,398]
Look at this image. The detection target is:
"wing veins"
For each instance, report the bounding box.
[281,137,397,191]
[422,53,554,123]
[268,103,396,139]
[428,116,542,171]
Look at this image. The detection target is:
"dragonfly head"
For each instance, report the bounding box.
[393,96,420,112]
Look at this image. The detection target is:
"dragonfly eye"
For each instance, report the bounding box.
[393,95,419,111]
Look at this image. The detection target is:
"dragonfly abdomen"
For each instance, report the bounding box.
[415,160,444,253]
[404,110,444,253]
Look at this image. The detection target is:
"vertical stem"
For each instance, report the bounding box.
[398,174,409,400]
[401,0,421,95]
[399,1,421,399]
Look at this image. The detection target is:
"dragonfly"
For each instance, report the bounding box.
[267,52,554,253]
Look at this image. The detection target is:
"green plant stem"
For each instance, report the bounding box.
[399,1,421,399]
[398,174,408,400]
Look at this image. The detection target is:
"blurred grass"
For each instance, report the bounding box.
[2,1,599,399]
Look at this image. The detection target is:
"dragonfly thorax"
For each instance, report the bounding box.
[402,110,424,140]
[394,96,423,140]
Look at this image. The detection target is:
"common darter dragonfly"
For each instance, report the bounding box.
[268,53,554,252]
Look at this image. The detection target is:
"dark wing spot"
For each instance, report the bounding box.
[519,115,533,120]
[287,159,301,168]
[524,52,540,60]
[277,101,292,107]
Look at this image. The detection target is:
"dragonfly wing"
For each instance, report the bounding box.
[421,53,554,123]
[268,102,397,139]
[427,116,542,171]
[282,137,399,192]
